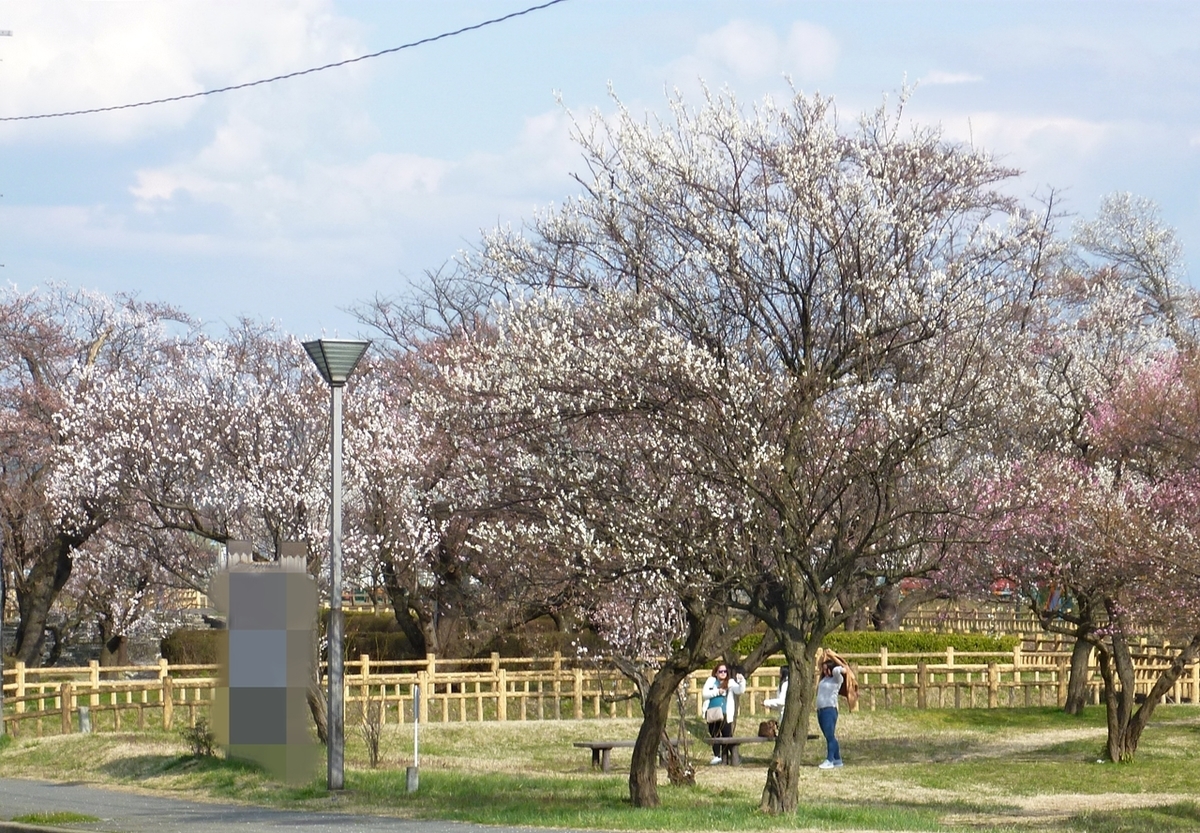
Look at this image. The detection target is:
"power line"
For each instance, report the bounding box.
[0,0,571,123]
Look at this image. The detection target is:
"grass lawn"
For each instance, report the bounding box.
[3,706,1200,831]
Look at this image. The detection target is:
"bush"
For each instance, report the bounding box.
[343,613,417,661]
[161,629,223,665]
[180,717,217,757]
[822,632,1019,653]
[731,629,1018,659]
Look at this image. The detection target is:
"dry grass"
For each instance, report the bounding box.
[3,707,1200,831]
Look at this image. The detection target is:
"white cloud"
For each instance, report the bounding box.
[938,111,1113,158]
[696,21,781,81]
[0,0,364,142]
[782,21,839,80]
[129,105,576,237]
[920,71,983,86]
[678,18,837,85]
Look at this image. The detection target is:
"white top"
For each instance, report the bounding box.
[763,679,788,717]
[815,666,843,710]
[758,686,787,710]
[701,673,746,721]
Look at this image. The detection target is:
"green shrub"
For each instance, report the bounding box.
[180,717,217,757]
[343,612,416,661]
[822,632,1019,654]
[731,629,1017,659]
[161,629,223,665]
[732,631,765,657]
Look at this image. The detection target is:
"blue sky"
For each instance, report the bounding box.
[1,1,1197,338]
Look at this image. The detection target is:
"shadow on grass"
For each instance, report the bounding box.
[356,769,960,831]
[851,734,994,764]
[896,706,1107,732]
[1062,801,1200,832]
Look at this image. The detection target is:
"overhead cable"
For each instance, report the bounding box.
[0,0,571,122]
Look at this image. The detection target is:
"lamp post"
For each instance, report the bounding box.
[303,338,370,791]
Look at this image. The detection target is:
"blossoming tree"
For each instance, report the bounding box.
[419,87,1054,812]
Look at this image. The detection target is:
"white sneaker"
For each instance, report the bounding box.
[710,756,723,765]
[818,759,835,769]
[833,760,843,767]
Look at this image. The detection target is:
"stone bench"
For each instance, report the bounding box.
[573,738,683,772]
[706,735,774,766]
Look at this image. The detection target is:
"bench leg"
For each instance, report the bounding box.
[730,745,741,766]
[601,748,611,772]
[591,749,602,769]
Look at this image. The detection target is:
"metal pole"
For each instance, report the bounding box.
[327,383,345,790]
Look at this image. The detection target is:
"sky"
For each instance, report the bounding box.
[0,1,1198,339]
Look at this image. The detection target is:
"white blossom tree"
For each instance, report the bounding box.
[431,87,1055,812]
[0,285,192,665]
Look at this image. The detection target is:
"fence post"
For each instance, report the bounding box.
[361,653,371,704]
[880,646,888,668]
[917,662,928,709]
[1057,657,1069,708]
[987,662,999,708]
[14,661,25,713]
[60,682,72,734]
[573,667,584,719]
[162,676,174,730]
[89,660,100,707]
[417,670,430,723]
[1013,642,1023,670]
[497,667,508,722]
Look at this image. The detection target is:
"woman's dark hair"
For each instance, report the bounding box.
[779,666,790,684]
[823,659,838,674]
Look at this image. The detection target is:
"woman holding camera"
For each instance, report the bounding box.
[815,653,847,769]
[701,662,746,765]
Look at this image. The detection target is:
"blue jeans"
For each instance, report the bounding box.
[817,707,840,763]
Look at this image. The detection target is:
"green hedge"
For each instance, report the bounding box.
[732,630,1018,658]
[822,632,1019,653]
[160,629,223,665]
[343,612,417,661]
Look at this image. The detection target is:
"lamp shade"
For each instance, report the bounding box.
[303,339,371,386]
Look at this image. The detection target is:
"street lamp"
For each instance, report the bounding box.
[303,338,370,791]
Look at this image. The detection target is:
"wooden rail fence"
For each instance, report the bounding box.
[3,642,1198,738]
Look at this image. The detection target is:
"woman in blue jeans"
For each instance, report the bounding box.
[815,656,846,769]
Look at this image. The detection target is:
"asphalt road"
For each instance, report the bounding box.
[0,778,564,833]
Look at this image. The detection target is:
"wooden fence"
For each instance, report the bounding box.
[4,642,1199,738]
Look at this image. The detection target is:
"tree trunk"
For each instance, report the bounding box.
[1100,631,1200,762]
[307,675,328,744]
[628,661,690,808]
[625,595,727,808]
[1064,631,1092,715]
[13,538,77,666]
[99,618,129,677]
[870,584,902,631]
[382,576,429,657]
[760,650,817,814]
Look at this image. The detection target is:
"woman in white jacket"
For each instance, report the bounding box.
[763,666,789,717]
[701,662,746,765]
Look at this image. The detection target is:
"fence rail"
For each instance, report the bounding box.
[4,641,1198,738]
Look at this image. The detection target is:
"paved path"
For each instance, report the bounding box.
[0,778,563,833]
